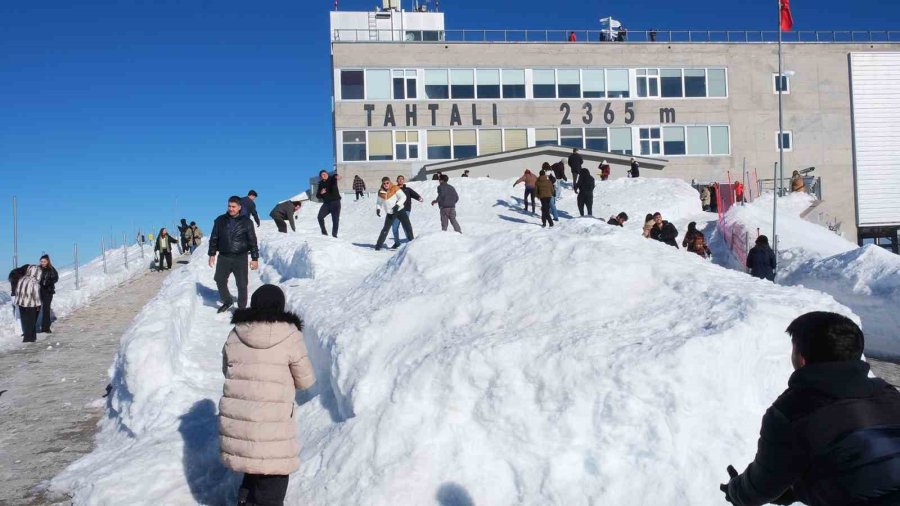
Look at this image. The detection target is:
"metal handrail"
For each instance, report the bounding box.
[332,29,900,43]
[757,176,821,200]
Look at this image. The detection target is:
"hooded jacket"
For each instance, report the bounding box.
[747,244,776,281]
[376,183,407,215]
[535,174,554,199]
[219,309,316,476]
[700,186,711,206]
[514,171,538,189]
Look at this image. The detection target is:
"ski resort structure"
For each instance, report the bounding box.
[329,1,900,248]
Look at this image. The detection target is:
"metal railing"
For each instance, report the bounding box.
[333,29,900,44]
[757,176,821,200]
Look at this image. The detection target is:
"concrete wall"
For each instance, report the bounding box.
[331,41,900,239]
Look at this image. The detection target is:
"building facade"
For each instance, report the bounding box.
[330,6,900,245]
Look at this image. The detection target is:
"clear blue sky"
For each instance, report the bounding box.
[1,0,898,274]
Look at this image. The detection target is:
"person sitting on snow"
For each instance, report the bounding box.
[649,212,678,248]
[720,311,900,506]
[607,212,628,227]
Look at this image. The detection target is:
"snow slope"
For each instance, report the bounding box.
[720,193,900,359]
[1,243,154,351]
[53,178,852,505]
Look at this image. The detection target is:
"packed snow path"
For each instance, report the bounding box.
[0,262,180,505]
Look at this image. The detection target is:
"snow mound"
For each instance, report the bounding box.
[54,178,853,505]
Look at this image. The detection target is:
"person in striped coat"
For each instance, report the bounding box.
[10,264,43,343]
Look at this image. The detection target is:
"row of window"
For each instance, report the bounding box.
[338,67,729,101]
[340,125,733,162]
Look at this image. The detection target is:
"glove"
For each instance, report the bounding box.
[376,209,381,217]
[392,205,400,214]
[719,465,738,504]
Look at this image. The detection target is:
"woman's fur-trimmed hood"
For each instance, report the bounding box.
[230,308,304,350]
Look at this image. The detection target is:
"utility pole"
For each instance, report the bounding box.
[12,196,19,268]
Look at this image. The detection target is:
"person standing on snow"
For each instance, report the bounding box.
[720,312,900,506]
[269,201,302,233]
[374,177,414,251]
[551,160,567,182]
[432,174,462,233]
[219,284,316,506]
[700,185,712,211]
[37,254,59,333]
[178,218,191,253]
[747,235,777,281]
[574,167,595,216]
[209,196,259,313]
[649,212,678,247]
[599,160,611,181]
[392,175,422,248]
[734,181,745,204]
[155,228,177,270]
[513,169,538,213]
[189,222,203,253]
[629,158,640,178]
[791,170,806,193]
[607,212,629,227]
[535,169,555,228]
[9,263,42,342]
[316,170,342,238]
[568,148,584,186]
[352,175,366,201]
[547,173,560,221]
[240,190,261,228]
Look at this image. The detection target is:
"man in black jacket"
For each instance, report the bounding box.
[391,175,422,248]
[649,212,679,247]
[574,167,595,216]
[269,201,302,233]
[316,170,342,237]
[568,148,583,186]
[721,312,900,506]
[38,254,59,333]
[747,235,777,281]
[240,190,261,227]
[209,196,259,313]
[629,158,640,178]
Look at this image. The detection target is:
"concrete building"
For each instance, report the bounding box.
[329,3,900,248]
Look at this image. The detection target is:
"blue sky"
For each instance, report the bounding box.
[1,0,898,275]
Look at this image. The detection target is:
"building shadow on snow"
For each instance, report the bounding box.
[436,482,475,506]
[195,282,222,308]
[178,399,239,505]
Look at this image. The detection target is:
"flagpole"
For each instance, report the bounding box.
[774,0,786,272]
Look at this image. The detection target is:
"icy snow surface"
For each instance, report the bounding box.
[1,243,153,351]
[53,178,853,505]
[722,193,900,359]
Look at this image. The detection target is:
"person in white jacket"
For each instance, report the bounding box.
[374,177,414,250]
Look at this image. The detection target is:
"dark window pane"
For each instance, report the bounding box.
[533,84,556,98]
[409,145,418,158]
[664,140,686,155]
[585,138,608,151]
[558,85,581,98]
[650,80,658,96]
[451,85,475,99]
[407,79,417,98]
[341,71,364,99]
[428,146,451,159]
[393,78,405,99]
[502,84,526,98]
[611,148,633,155]
[607,90,629,98]
[641,140,650,153]
[425,85,449,99]
[396,145,407,160]
[583,90,604,98]
[637,78,649,97]
[343,144,366,161]
[684,76,706,97]
[535,140,557,147]
[454,145,477,158]
[423,31,441,41]
[477,84,501,98]
[661,76,682,97]
[369,153,392,161]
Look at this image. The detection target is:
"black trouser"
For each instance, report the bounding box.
[274,218,288,233]
[571,168,580,186]
[355,191,364,200]
[317,200,341,237]
[39,290,53,332]
[158,250,173,270]
[19,306,39,343]
[523,187,536,212]
[376,211,413,249]
[239,474,289,506]
[214,254,249,309]
[539,197,554,227]
[577,192,593,216]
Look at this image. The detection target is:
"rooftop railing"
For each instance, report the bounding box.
[333,29,900,44]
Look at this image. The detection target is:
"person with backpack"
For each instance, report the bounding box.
[574,167,595,216]
[720,312,900,506]
[209,196,260,313]
[374,177,414,251]
[155,228,177,270]
[316,171,342,238]
[240,190,261,228]
[269,201,302,233]
[431,174,461,233]
[513,169,538,213]
[649,212,678,247]
[599,160,611,181]
[38,254,59,333]
[568,148,584,185]
[352,175,366,201]
[607,212,629,227]
[219,284,316,506]
[535,169,555,228]
[747,235,777,281]
[392,175,422,248]
[189,222,203,253]
[9,263,43,342]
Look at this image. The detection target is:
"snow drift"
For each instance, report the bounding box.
[53,178,854,505]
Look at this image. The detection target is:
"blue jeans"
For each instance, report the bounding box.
[392,208,412,243]
[549,196,559,220]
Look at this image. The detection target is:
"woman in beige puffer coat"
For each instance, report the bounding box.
[219,284,316,506]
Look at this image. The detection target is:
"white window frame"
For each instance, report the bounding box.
[338,69,366,101]
[394,130,420,160]
[639,127,662,155]
[773,73,791,94]
[776,130,793,152]
[392,69,418,100]
[636,69,660,98]
[339,130,368,163]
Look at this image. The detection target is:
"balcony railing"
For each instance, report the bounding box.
[333,29,900,44]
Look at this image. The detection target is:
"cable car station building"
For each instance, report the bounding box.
[329,3,900,246]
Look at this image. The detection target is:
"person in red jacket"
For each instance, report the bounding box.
[734,181,745,204]
[568,31,577,42]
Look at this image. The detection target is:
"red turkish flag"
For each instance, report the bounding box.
[780,0,794,31]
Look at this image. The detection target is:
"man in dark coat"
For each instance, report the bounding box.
[720,311,900,506]
[269,201,302,233]
[629,158,640,178]
[568,148,584,186]
[316,171,342,237]
[649,212,678,247]
[431,174,461,233]
[38,255,59,333]
[551,160,567,181]
[607,212,628,227]
[747,235,777,281]
[574,167,595,216]
[392,175,422,248]
[209,196,259,312]
[240,190,261,227]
